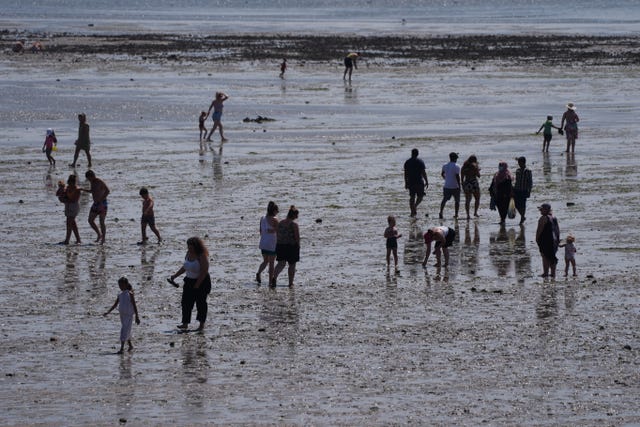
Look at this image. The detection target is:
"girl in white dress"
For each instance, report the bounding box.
[104,277,140,354]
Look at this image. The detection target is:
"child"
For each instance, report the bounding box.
[205,92,229,143]
[384,215,402,272]
[104,277,140,354]
[536,116,561,152]
[198,111,208,150]
[279,58,287,78]
[138,187,162,245]
[559,235,577,277]
[42,128,57,165]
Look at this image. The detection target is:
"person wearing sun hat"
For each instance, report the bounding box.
[535,203,560,278]
[560,102,579,153]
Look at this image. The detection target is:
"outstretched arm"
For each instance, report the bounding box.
[104,298,118,316]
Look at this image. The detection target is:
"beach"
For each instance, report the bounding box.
[2,20,640,427]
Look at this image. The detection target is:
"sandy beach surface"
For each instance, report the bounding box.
[1,31,640,426]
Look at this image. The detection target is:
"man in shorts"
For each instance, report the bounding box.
[85,170,110,244]
[404,148,429,217]
[439,152,461,219]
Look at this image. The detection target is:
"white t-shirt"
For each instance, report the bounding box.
[442,162,461,189]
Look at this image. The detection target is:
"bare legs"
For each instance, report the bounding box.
[64,216,81,244]
[206,120,227,142]
[89,211,106,244]
[71,147,91,168]
[256,254,276,285]
[410,193,423,217]
[464,190,481,219]
[273,260,296,287]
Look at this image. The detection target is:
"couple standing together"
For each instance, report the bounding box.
[256,202,300,287]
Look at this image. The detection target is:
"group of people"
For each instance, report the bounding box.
[255,203,301,288]
[41,113,92,169]
[401,146,576,278]
[536,103,580,153]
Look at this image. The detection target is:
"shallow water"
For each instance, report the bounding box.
[1,55,640,425]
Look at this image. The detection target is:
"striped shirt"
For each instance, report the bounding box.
[513,167,532,193]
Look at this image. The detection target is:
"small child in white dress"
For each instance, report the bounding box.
[104,277,140,354]
[559,235,577,277]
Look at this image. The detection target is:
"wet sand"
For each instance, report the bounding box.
[1,32,640,425]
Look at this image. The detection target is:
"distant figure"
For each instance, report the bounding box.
[384,215,402,272]
[273,205,300,287]
[535,203,560,278]
[256,201,279,285]
[70,113,91,168]
[489,161,513,224]
[169,237,212,331]
[198,111,208,150]
[279,58,287,78]
[343,52,359,81]
[103,277,140,354]
[422,226,456,268]
[205,92,229,143]
[83,170,110,244]
[42,128,57,166]
[404,148,429,217]
[560,102,580,153]
[536,115,561,152]
[56,174,81,245]
[30,41,43,53]
[138,187,162,245]
[439,152,461,219]
[461,155,481,219]
[559,234,577,277]
[12,40,24,53]
[512,156,533,224]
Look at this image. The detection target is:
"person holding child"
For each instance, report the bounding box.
[56,174,82,245]
[104,277,140,354]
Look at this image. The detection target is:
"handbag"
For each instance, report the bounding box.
[507,197,516,219]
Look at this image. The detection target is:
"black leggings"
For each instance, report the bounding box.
[181,275,211,325]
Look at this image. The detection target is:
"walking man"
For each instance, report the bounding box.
[404,148,429,217]
[438,152,461,219]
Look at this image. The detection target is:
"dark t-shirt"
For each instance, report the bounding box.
[404,157,426,185]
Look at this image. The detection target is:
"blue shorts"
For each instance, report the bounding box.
[211,111,222,122]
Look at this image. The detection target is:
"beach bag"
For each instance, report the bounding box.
[507,197,516,219]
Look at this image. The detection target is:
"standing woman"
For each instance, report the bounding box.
[560,102,579,153]
[256,201,279,285]
[169,237,211,331]
[535,203,560,278]
[272,206,300,287]
[461,155,481,219]
[489,161,513,224]
[62,174,81,244]
[70,113,92,168]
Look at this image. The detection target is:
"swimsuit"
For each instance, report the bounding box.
[90,199,108,215]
